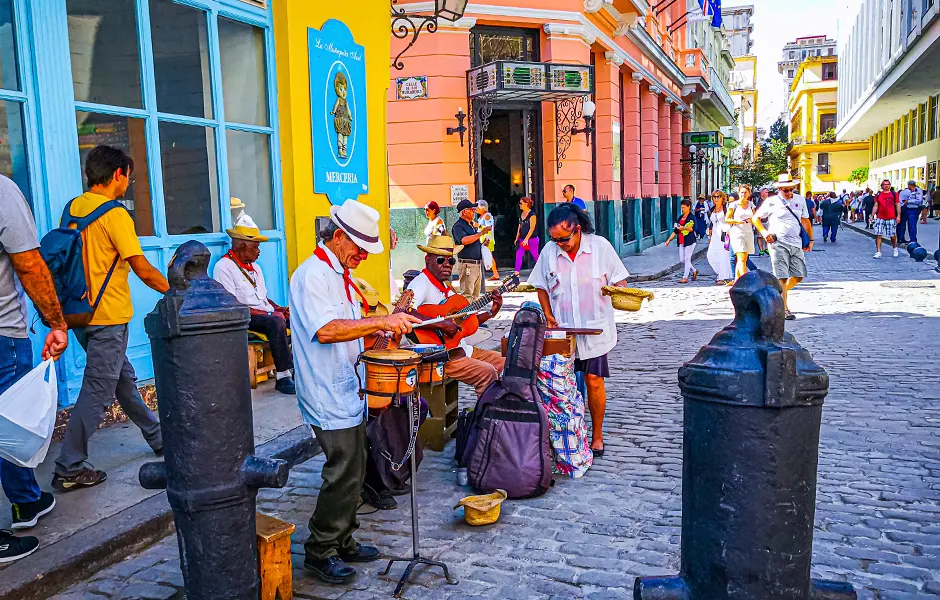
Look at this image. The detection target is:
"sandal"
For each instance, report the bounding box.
[678,278,689,284]
[591,444,605,458]
[692,270,699,281]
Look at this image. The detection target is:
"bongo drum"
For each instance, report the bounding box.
[360,349,421,409]
[411,344,447,384]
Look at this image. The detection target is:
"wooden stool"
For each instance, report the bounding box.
[256,512,295,600]
[248,339,276,389]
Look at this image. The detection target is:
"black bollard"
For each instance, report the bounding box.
[139,241,290,600]
[635,270,855,600]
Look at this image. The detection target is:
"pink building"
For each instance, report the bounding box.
[389,0,729,271]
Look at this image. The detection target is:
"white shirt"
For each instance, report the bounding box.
[899,187,924,208]
[423,217,446,244]
[754,193,809,248]
[406,270,474,359]
[290,246,365,431]
[213,255,275,313]
[528,234,629,360]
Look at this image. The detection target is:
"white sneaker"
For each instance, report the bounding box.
[873,252,882,259]
[893,248,899,257]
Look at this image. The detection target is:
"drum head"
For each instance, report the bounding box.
[361,349,421,365]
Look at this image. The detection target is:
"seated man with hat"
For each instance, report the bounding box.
[407,235,505,397]
[213,216,295,395]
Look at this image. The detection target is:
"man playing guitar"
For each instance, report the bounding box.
[406,236,505,397]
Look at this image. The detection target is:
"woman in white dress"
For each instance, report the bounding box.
[423,201,446,244]
[706,191,733,284]
[726,184,756,282]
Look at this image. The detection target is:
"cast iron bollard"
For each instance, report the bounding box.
[139,241,290,600]
[635,270,856,600]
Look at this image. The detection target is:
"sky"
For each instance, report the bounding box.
[745,0,847,132]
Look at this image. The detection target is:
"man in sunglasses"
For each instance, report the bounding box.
[407,235,505,396]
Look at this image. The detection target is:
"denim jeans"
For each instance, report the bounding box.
[904,208,920,243]
[0,335,42,504]
[822,220,840,242]
[730,253,758,274]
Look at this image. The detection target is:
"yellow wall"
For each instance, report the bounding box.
[273,0,392,298]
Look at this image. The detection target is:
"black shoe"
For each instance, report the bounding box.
[275,376,296,395]
[0,530,39,564]
[361,484,397,510]
[340,544,381,563]
[153,445,164,457]
[304,555,357,584]
[51,467,107,493]
[11,492,55,530]
[785,311,796,321]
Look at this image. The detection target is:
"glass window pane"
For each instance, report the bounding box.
[150,0,211,118]
[219,19,268,126]
[76,111,153,236]
[0,0,21,91]
[226,129,273,230]
[0,101,29,205]
[159,121,219,235]
[67,0,143,108]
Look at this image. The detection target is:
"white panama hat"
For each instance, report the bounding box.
[329,200,384,254]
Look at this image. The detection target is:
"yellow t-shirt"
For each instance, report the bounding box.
[67,192,144,326]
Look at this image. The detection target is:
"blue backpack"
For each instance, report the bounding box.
[38,199,125,328]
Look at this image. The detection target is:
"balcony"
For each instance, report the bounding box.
[689,67,735,127]
[817,164,830,174]
[679,49,708,80]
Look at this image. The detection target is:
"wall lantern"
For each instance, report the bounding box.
[392,0,469,71]
[571,99,596,145]
[446,107,468,147]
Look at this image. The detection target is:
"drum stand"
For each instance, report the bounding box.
[381,391,458,597]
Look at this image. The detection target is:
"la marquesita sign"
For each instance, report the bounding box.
[309,20,369,205]
[682,131,725,148]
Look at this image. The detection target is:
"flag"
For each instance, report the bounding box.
[711,0,723,28]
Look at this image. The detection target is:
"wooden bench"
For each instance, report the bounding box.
[418,377,459,452]
[256,512,295,600]
[248,334,276,389]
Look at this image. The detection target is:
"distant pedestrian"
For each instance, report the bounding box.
[755,188,770,255]
[514,197,539,274]
[0,175,69,563]
[930,184,940,220]
[54,147,170,492]
[452,199,486,301]
[899,180,924,243]
[819,192,844,243]
[751,174,813,321]
[862,188,875,227]
[665,198,699,284]
[562,184,586,210]
[423,201,446,244]
[693,196,710,238]
[726,185,756,282]
[871,179,901,259]
[706,191,733,284]
[475,200,501,281]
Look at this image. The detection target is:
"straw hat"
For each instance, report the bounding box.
[230,196,246,210]
[775,173,801,189]
[226,224,269,242]
[329,201,384,254]
[453,489,508,526]
[602,286,654,312]
[417,235,463,257]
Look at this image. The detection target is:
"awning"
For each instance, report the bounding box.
[467,61,594,103]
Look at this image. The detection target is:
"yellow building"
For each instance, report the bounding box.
[787,56,869,196]
[273,0,392,298]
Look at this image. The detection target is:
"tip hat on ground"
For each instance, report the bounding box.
[226,216,269,242]
[456,199,477,212]
[329,200,384,254]
[775,173,801,188]
[417,235,463,257]
[230,196,246,210]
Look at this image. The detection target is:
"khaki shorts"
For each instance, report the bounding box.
[768,242,807,279]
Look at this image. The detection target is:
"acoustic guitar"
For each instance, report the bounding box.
[365,290,414,351]
[413,275,520,349]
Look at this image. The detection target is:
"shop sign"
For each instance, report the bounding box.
[309,20,369,205]
[396,76,428,100]
[451,185,469,206]
[682,131,724,148]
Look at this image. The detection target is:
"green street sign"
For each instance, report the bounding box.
[682,131,724,148]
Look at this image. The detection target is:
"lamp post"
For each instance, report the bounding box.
[446,107,468,147]
[392,0,469,71]
[682,144,708,200]
[571,99,597,146]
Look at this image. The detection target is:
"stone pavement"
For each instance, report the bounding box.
[49,225,940,600]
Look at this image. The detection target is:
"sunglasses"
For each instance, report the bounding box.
[436,256,457,266]
[550,226,580,244]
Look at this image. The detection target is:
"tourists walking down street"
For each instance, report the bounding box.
[54,146,169,492]
[291,201,421,584]
[706,191,733,284]
[899,180,924,244]
[751,174,813,321]
[0,175,68,563]
[452,199,487,301]
[475,200,501,281]
[665,199,700,284]
[871,179,901,259]
[726,185,756,282]
[529,203,629,458]
[819,192,844,243]
[423,201,446,244]
[562,184,587,210]
[693,196,710,238]
[863,188,876,227]
[514,196,540,275]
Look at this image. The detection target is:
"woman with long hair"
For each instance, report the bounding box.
[726,184,755,282]
[475,200,500,281]
[514,197,540,274]
[706,191,733,284]
[665,198,700,284]
[423,201,446,244]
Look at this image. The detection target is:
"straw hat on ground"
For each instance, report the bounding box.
[417,235,463,257]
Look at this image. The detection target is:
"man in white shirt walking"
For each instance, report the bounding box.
[213,219,294,395]
[529,204,629,457]
[751,174,814,321]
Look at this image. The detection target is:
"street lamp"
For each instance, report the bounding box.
[571,99,596,145]
[392,0,469,71]
[446,107,468,146]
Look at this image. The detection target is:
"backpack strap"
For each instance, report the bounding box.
[61,199,127,231]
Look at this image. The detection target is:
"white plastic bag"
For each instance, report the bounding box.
[0,359,58,468]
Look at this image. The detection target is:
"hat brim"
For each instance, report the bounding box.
[226,229,269,242]
[416,244,463,257]
[329,205,384,254]
[776,180,801,188]
[230,201,246,209]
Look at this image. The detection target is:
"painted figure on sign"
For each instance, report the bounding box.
[331,71,353,159]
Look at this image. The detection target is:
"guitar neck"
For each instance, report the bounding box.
[455,281,515,316]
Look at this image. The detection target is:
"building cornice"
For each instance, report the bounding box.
[543,23,596,46]
[604,51,625,66]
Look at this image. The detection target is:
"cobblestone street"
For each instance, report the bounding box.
[51,227,940,600]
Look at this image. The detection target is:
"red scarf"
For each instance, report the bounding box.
[226,250,254,272]
[314,246,369,307]
[422,268,454,297]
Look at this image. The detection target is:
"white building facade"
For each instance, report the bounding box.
[723,5,758,159]
[778,35,838,119]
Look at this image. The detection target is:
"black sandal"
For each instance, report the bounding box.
[591,445,605,458]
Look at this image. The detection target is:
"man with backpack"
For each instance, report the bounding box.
[52,146,170,492]
[0,175,69,563]
[871,178,901,259]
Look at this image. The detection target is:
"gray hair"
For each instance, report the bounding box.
[476,199,488,210]
[318,219,342,243]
